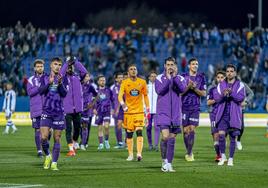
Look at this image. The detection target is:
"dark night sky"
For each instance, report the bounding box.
[0,0,267,28]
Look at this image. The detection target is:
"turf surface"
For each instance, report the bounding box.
[0,127,267,188]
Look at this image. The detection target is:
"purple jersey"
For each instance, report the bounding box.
[95,87,114,114]
[39,74,68,116]
[207,86,220,121]
[181,72,206,111]
[82,81,97,116]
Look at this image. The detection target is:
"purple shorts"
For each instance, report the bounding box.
[95,112,111,125]
[182,110,200,127]
[159,125,181,134]
[81,114,92,124]
[32,116,41,129]
[217,115,230,132]
[40,114,66,130]
[210,120,218,134]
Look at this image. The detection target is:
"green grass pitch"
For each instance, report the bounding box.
[0,127,267,188]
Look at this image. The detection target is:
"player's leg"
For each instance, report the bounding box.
[65,114,75,156]
[153,115,160,151]
[146,115,153,150]
[32,117,42,157]
[40,125,51,169]
[104,120,110,149]
[114,119,124,149]
[186,125,196,161]
[72,113,81,150]
[160,128,169,172]
[213,132,220,161]
[165,130,178,172]
[86,116,92,147]
[80,117,88,150]
[183,126,192,161]
[228,129,240,166]
[3,110,12,134]
[136,127,144,161]
[51,129,62,170]
[114,117,119,145]
[236,112,244,150]
[98,123,104,150]
[126,130,134,161]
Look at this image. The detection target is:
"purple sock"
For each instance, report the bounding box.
[114,119,119,143]
[187,131,195,155]
[183,132,189,151]
[167,137,175,163]
[146,123,152,146]
[117,127,122,143]
[52,142,61,162]
[214,143,220,156]
[160,139,167,159]
[41,139,50,155]
[82,128,88,145]
[154,125,160,147]
[219,134,226,154]
[35,130,41,151]
[105,134,109,141]
[229,136,236,158]
[99,136,103,144]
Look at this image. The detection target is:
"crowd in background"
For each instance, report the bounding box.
[0,21,268,111]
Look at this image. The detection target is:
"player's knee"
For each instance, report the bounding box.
[229,130,240,138]
[136,130,142,137]
[219,134,225,142]
[127,132,134,139]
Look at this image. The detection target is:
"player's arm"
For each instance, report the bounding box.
[58,76,68,98]
[59,62,68,77]
[2,92,6,111]
[155,75,170,96]
[38,75,50,95]
[230,82,246,103]
[118,81,127,111]
[173,75,187,94]
[11,91,16,112]
[192,75,206,97]
[26,77,40,97]
[214,82,226,103]
[74,60,88,79]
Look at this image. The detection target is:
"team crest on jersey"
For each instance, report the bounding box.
[130,89,139,96]
[99,93,107,100]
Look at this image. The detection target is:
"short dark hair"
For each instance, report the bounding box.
[114,72,124,78]
[226,64,237,71]
[149,71,157,77]
[97,74,105,80]
[188,57,198,64]
[127,64,137,70]
[216,70,226,76]
[51,57,63,64]
[164,57,177,64]
[34,59,45,67]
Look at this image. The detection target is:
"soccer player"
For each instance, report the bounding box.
[63,56,87,156]
[118,64,150,161]
[207,71,226,162]
[181,58,206,162]
[27,59,46,157]
[80,73,97,150]
[215,64,245,166]
[147,71,160,151]
[2,82,17,134]
[94,75,114,150]
[155,57,187,172]
[110,72,125,149]
[39,57,68,170]
[236,81,254,150]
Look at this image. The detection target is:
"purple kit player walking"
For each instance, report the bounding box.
[63,56,87,157]
[93,75,114,150]
[110,72,125,149]
[80,73,97,150]
[27,59,46,158]
[155,57,187,172]
[147,71,160,151]
[181,58,206,162]
[207,71,226,162]
[39,57,68,170]
[214,64,245,166]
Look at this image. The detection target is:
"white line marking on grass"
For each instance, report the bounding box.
[0,183,43,188]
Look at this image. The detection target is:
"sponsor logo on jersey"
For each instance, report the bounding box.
[130,89,139,96]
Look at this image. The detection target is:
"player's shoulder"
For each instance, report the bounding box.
[137,77,146,84]
[197,72,206,78]
[181,72,188,77]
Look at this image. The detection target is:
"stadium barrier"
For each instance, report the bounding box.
[0,112,267,127]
